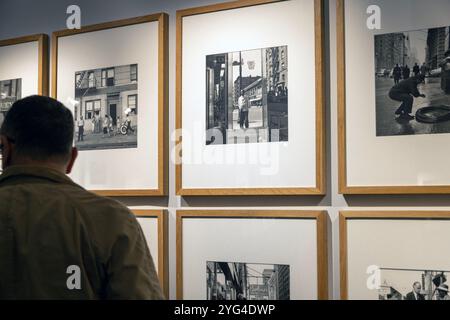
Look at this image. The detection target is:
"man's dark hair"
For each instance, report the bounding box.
[0,95,74,162]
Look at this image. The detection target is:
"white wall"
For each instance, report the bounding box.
[3,0,450,300]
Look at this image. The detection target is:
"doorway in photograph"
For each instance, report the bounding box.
[74,63,138,151]
[374,26,450,136]
[206,261,290,300]
[205,46,288,145]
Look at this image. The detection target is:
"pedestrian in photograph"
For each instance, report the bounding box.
[125,114,134,135]
[116,116,121,134]
[108,115,114,137]
[420,62,428,83]
[405,282,425,300]
[388,74,426,120]
[238,91,249,129]
[413,63,420,77]
[92,112,100,134]
[393,64,402,84]
[77,115,84,142]
[440,50,450,94]
[102,114,109,137]
[403,65,411,80]
[436,284,450,300]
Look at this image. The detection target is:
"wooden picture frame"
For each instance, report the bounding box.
[340,210,450,300]
[337,0,450,194]
[52,13,168,197]
[176,0,326,196]
[177,210,328,300]
[133,209,169,298]
[0,33,49,96]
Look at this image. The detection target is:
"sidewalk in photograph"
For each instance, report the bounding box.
[376,77,450,136]
[76,131,138,150]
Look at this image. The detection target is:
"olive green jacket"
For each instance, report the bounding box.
[0,165,164,300]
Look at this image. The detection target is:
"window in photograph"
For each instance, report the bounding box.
[101,68,115,87]
[88,71,95,88]
[130,64,138,82]
[128,94,137,114]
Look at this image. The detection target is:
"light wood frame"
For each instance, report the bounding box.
[337,0,450,195]
[133,209,169,298]
[176,0,326,196]
[340,210,450,300]
[176,210,328,300]
[0,33,49,96]
[52,13,169,197]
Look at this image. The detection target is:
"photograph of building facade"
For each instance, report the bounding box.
[74,63,138,151]
[0,78,21,128]
[378,268,449,300]
[205,46,288,145]
[374,26,450,137]
[206,261,290,300]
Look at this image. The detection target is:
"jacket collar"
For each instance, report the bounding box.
[0,165,80,188]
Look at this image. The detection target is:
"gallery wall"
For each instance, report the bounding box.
[2,0,450,300]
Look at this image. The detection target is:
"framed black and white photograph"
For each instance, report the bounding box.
[377,268,449,300]
[0,78,22,128]
[206,261,290,300]
[177,210,328,300]
[340,211,450,300]
[338,0,450,194]
[0,34,48,173]
[52,14,168,196]
[374,27,450,137]
[74,64,138,151]
[206,46,288,145]
[176,0,325,196]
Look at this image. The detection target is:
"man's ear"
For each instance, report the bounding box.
[1,135,13,170]
[65,147,78,174]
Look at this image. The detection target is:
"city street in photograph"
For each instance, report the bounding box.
[205,46,288,145]
[378,268,450,300]
[375,26,450,136]
[206,261,290,300]
[74,63,138,151]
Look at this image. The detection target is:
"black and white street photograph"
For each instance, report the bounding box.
[74,63,138,151]
[206,261,290,300]
[378,268,450,300]
[375,26,450,136]
[0,78,21,128]
[205,46,288,145]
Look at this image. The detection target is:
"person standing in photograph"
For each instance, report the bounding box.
[440,50,450,94]
[413,63,420,77]
[403,65,411,80]
[116,116,121,134]
[436,285,450,300]
[125,114,134,135]
[388,74,426,120]
[102,114,109,137]
[77,116,85,142]
[238,91,249,129]
[420,62,428,83]
[393,64,402,84]
[405,282,425,300]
